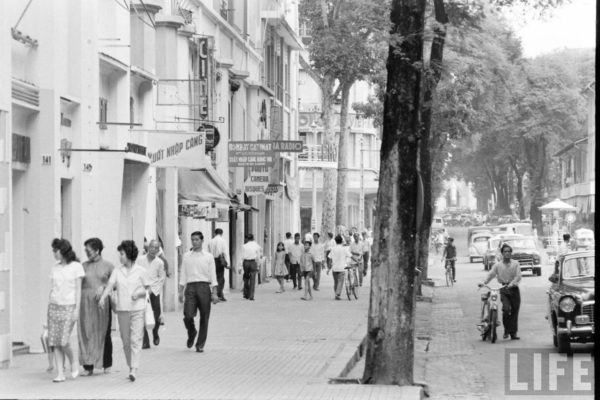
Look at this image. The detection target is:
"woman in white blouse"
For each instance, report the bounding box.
[99,240,150,382]
[48,238,85,382]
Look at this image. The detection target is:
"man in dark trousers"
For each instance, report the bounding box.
[238,233,262,300]
[479,243,522,340]
[178,231,219,352]
[207,228,230,301]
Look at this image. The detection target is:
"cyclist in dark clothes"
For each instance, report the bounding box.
[442,237,457,282]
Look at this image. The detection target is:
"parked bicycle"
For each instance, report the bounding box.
[344,265,359,300]
[477,283,504,343]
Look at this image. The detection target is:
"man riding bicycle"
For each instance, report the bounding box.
[441,237,457,282]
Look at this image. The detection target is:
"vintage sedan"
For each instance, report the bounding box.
[547,250,595,353]
[469,232,492,263]
[495,236,542,276]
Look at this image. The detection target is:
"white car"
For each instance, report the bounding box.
[469,232,491,263]
[432,217,444,230]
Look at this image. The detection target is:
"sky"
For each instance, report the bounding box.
[505,0,596,58]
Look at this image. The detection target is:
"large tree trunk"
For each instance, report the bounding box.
[335,81,353,228]
[417,0,448,281]
[526,137,547,233]
[363,0,425,385]
[320,75,337,236]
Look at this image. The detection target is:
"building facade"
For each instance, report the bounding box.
[555,80,595,229]
[0,0,303,366]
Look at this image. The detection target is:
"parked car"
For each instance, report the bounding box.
[432,217,444,230]
[469,232,492,263]
[547,250,595,353]
[482,236,502,270]
[499,222,534,236]
[467,226,493,245]
[495,236,542,276]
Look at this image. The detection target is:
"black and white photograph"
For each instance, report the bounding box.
[0,0,595,399]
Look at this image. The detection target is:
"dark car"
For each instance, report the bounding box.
[495,236,542,276]
[547,250,594,353]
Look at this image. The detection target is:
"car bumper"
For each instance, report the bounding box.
[557,320,595,341]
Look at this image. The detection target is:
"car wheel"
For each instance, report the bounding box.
[557,333,571,354]
[535,267,541,276]
[470,257,474,263]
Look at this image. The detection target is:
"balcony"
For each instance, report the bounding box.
[11,78,40,111]
[298,144,337,169]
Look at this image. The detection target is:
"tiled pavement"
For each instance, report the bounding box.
[0,271,423,399]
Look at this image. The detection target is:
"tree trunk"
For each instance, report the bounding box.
[417,0,448,281]
[363,0,425,385]
[320,75,337,236]
[526,137,547,233]
[336,81,353,228]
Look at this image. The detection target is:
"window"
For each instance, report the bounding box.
[130,97,135,129]
[12,134,31,163]
[99,98,108,130]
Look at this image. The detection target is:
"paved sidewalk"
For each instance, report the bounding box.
[0,271,422,399]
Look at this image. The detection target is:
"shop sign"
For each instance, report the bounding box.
[228,141,275,167]
[271,140,303,152]
[270,105,282,139]
[147,131,205,168]
[264,184,282,200]
[244,166,269,195]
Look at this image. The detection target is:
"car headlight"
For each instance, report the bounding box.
[559,297,577,313]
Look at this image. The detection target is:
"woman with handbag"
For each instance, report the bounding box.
[47,238,85,382]
[98,240,150,382]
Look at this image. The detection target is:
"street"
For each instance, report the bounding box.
[423,227,594,399]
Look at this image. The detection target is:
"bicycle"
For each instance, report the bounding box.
[477,284,504,343]
[344,265,359,300]
[443,257,455,287]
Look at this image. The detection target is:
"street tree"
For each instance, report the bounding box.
[362,0,426,385]
[299,0,388,233]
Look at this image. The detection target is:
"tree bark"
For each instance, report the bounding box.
[526,137,547,232]
[335,81,353,228]
[417,0,448,281]
[320,75,338,236]
[363,0,425,386]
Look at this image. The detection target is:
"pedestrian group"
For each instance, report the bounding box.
[44,228,372,383]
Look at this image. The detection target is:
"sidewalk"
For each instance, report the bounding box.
[0,271,422,399]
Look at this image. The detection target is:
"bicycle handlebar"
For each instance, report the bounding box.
[478,283,507,291]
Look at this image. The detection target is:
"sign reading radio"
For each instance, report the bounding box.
[228,140,303,167]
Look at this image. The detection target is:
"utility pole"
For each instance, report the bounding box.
[311,123,318,233]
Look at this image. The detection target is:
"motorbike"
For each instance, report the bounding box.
[477,284,505,343]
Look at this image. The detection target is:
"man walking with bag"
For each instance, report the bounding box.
[208,228,230,302]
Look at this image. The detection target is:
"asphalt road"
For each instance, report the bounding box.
[442,227,594,399]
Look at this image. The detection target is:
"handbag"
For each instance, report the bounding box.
[144,293,155,328]
[218,253,228,268]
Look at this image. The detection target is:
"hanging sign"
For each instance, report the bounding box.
[146,131,205,168]
[228,141,275,167]
[244,166,269,195]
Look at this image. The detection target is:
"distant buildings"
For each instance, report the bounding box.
[554,81,595,229]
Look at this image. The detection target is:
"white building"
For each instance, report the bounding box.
[0,0,303,366]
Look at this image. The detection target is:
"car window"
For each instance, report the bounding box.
[505,239,536,249]
[474,237,489,243]
[562,256,595,279]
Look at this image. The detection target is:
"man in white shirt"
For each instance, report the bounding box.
[207,228,230,302]
[288,233,304,290]
[138,240,166,348]
[324,232,335,271]
[361,231,372,277]
[178,231,219,353]
[328,235,351,300]
[311,233,325,291]
[239,233,262,300]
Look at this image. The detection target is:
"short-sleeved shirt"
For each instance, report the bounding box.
[49,261,85,305]
[137,255,166,296]
[108,264,151,311]
[284,239,294,254]
[328,245,351,272]
[362,239,371,253]
[310,242,325,262]
[300,251,315,272]
[289,243,304,264]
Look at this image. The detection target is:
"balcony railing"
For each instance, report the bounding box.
[298,144,338,169]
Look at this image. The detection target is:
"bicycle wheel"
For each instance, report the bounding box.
[352,270,359,299]
[480,303,489,341]
[345,272,352,300]
[490,309,498,343]
[445,268,451,287]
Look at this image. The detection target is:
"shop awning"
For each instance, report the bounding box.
[178,165,236,206]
